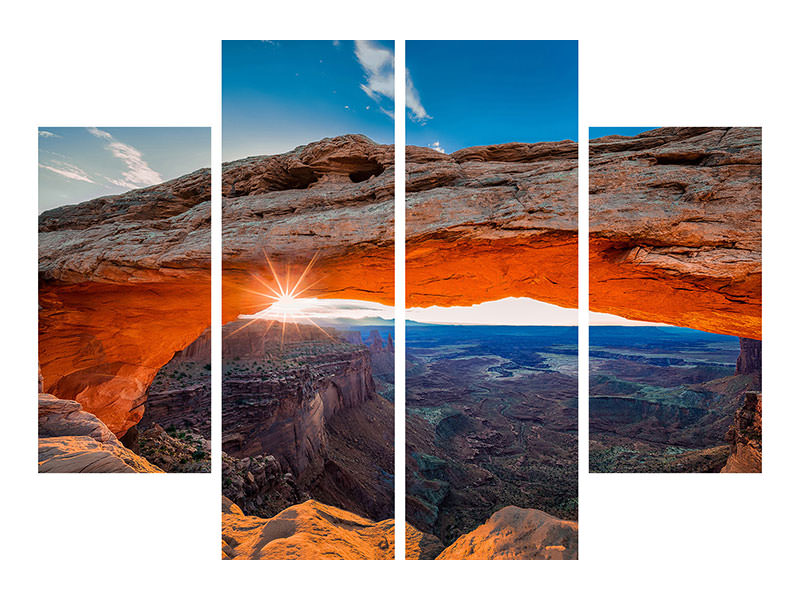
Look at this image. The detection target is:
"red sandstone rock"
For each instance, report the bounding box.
[221,498,396,560]
[721,392,762,473]
[590,127,761,338]
[222,135,395,321]
[406,140,578,309]
[39,170,210,437]
[435,505,578,560]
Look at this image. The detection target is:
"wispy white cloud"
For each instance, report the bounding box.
[354,41,430,123]
[428,141,446,154]
[38,130,60,138]
[87,127,162,189]
[406,69,430,123]
[38,161,94,183]
[354,40,394,118]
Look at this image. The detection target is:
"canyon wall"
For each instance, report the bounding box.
[137,327,211,438]
[221,320,393,521]
[590,127,761,339]
[721,392,762,473]
[39,169,211,437]
[221,321,375,470]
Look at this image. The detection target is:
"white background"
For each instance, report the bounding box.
[2,1,797,598]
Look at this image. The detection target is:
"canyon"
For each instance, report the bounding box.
[221,320,394,523]
[406,325,578,546]
[589,327,759,472]
[38,129,761,548]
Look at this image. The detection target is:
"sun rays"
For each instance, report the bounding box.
[226,250,335,347]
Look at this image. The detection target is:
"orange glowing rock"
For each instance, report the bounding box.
[406,140,578,310]
[39,171,211,437]
[436,505,578,560]
[590,127,761,339]
[222,498,396,560]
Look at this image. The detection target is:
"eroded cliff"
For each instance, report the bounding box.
[222,320,394,521]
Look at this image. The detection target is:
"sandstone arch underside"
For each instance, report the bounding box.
[589,127,761,339]
[39,169,211,437]
[39,132,761,437]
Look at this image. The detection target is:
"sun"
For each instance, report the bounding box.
[227,250,333,346]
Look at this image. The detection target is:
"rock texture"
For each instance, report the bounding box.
[590,127,761,338]
[735,338,762,384]
[136,424,210,473]
[39,169,211,437]
[222,135,579,318]
[221,452,306,518]
[138,327,211,438]
[405,523,446,560]
[222,321,376,469]
[38,393,162,473]
[721,392,762,473]
[222,135,395,322]
[221,498,396,560]
[222,320,393,522]
[406,141,578,309]
[435,505,578,560]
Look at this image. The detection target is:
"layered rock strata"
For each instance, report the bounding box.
[39,169,211,437]
[590,127,761,339]
[38,393,162,473]
[406,141,578,309]
[222,135,395,321]
[138,327,211,438]
[222,320,393,521]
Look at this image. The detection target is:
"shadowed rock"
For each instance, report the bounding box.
[721,392,762,473]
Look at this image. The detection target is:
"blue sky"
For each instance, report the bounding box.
[222,40,395,161]
[406,41,578,153]
[590,127,657,139]
[38,127,209,213]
